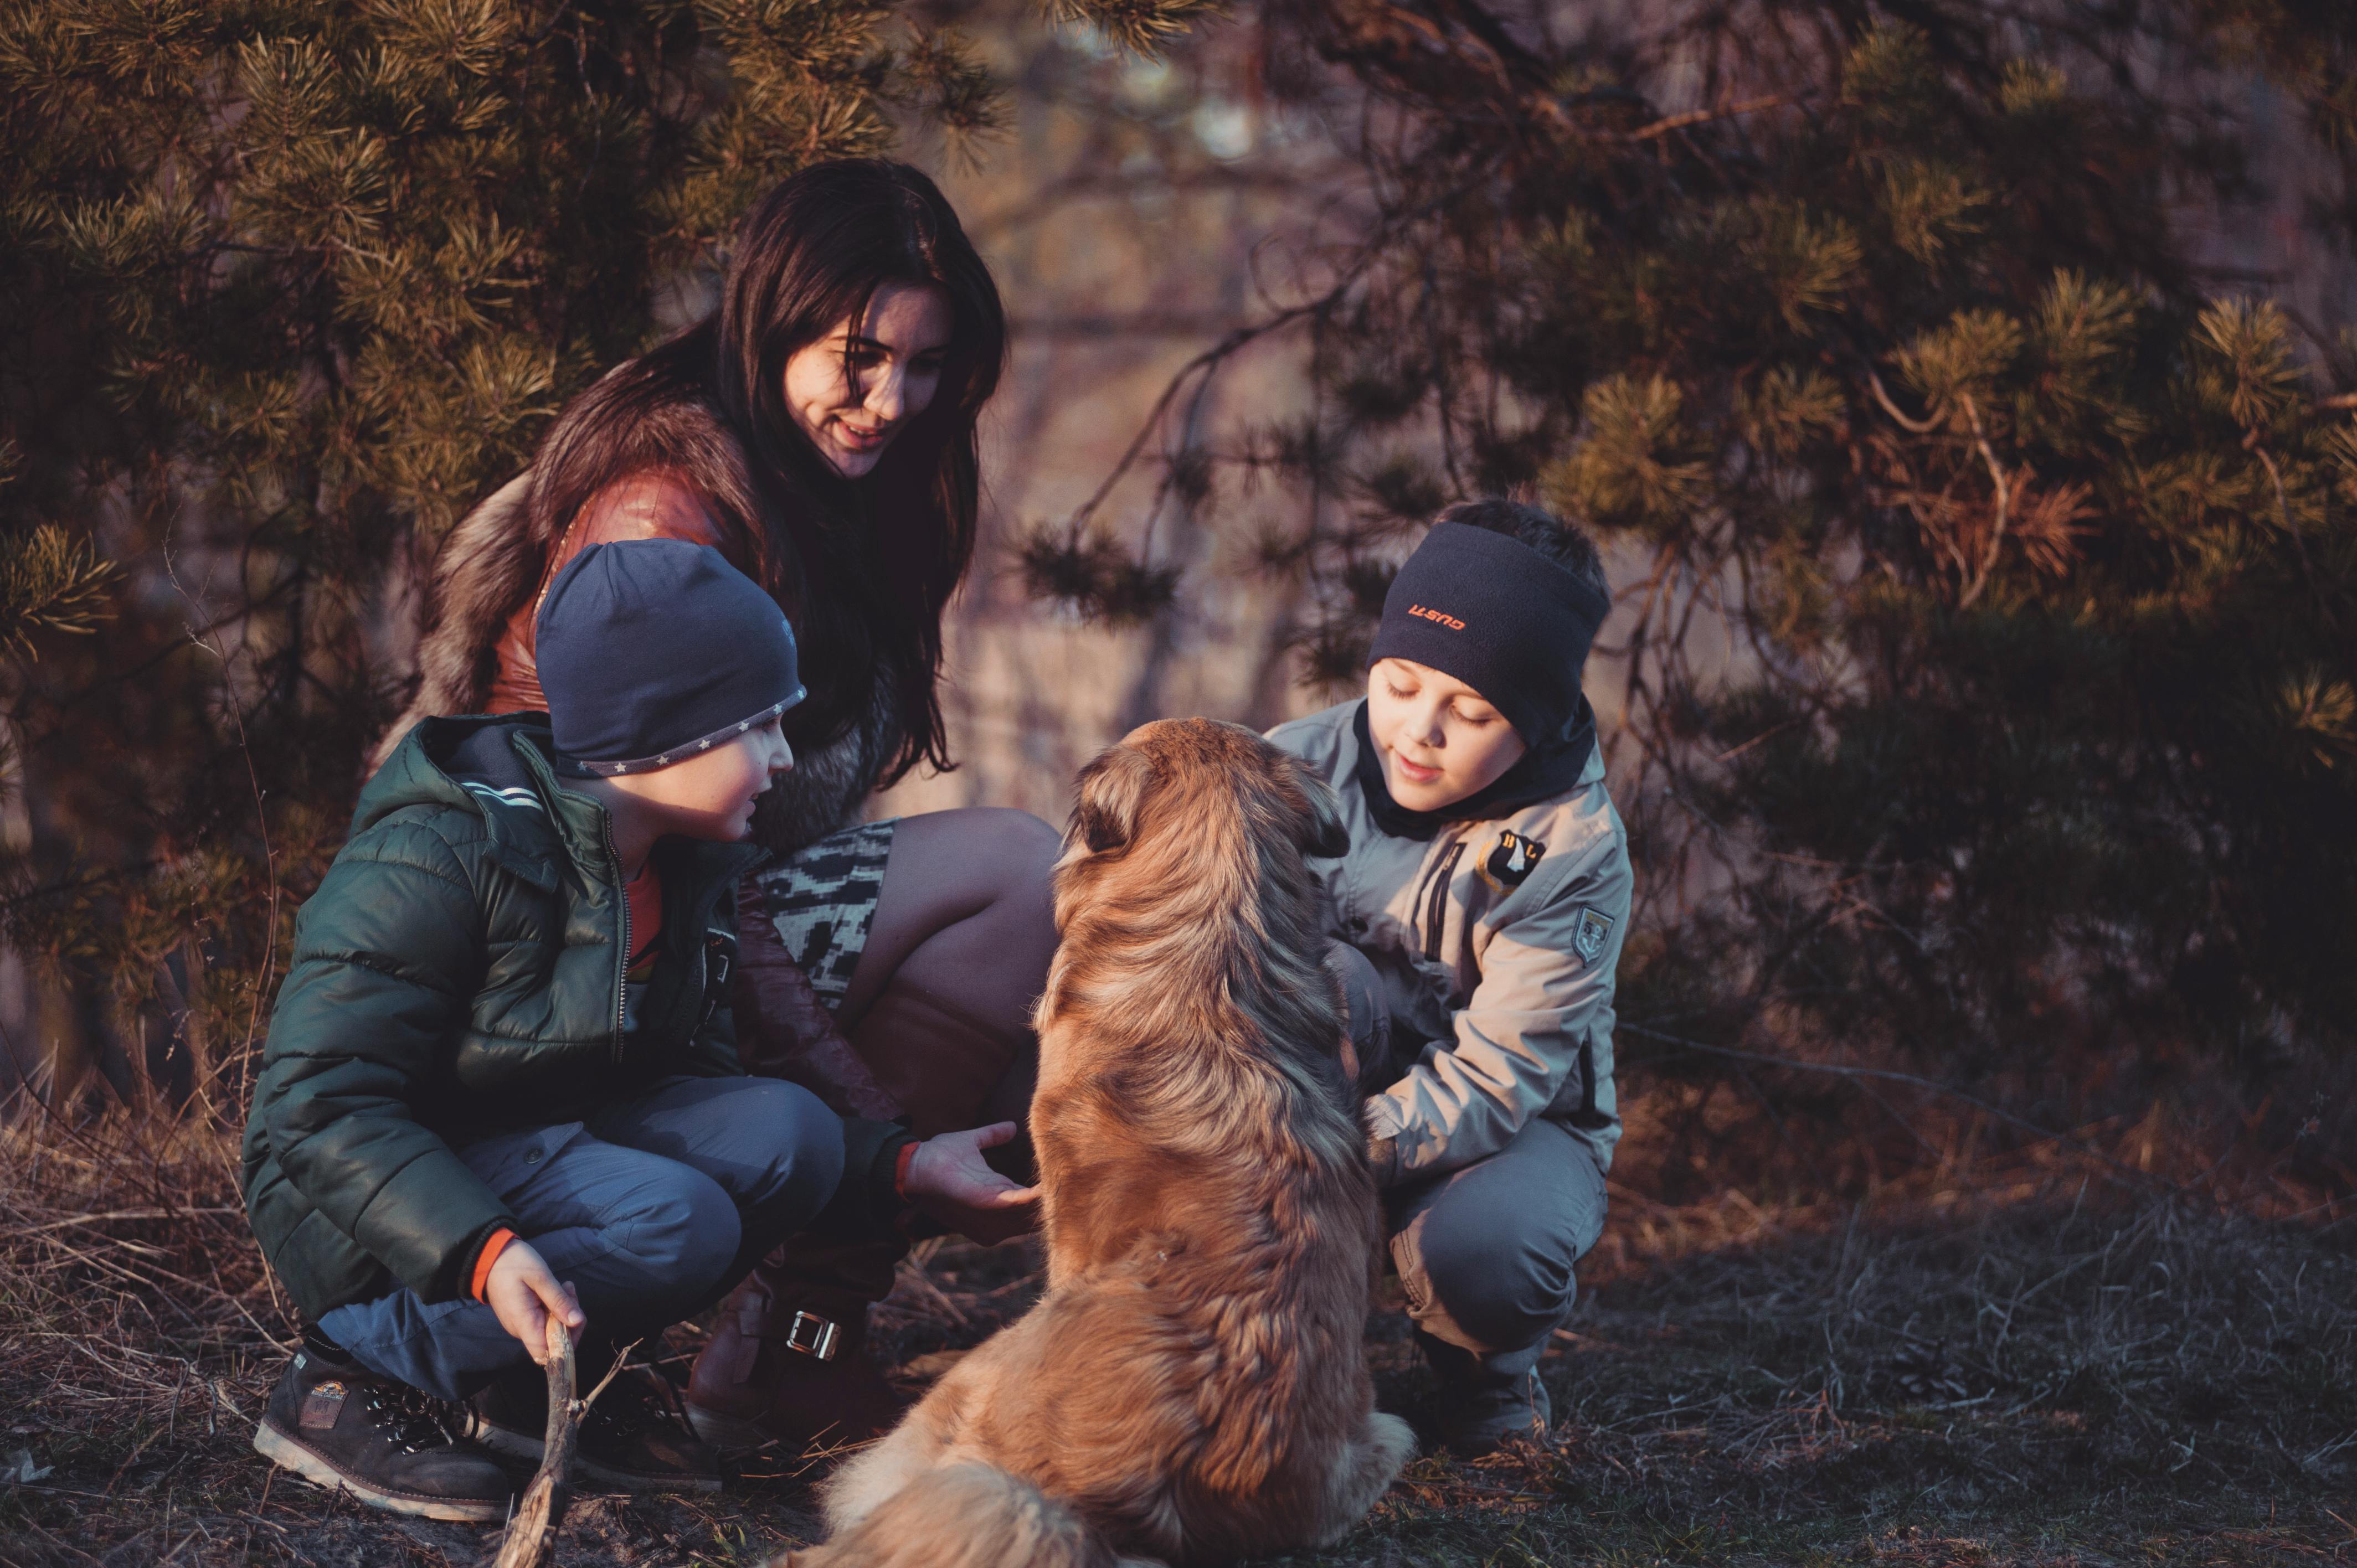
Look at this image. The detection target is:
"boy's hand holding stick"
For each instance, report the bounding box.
[485,1245,632,1568]
[483,1242,584,1363]
[477,1121,1029,1567]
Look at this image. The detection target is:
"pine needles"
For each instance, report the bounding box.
[1024,2,2357,1167]
[0,0,1205,1109]
[0,524,115,664]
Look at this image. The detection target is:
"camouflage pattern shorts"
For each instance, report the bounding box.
[753,818,896,1010]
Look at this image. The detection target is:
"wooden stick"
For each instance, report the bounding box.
[491,1322,577,1568]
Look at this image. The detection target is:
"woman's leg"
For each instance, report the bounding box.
[836,807,1062,1136]
[688,807,1061,1456]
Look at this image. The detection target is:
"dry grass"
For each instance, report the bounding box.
[1,1100,2350,1568]
[1331,1183,2355,1567]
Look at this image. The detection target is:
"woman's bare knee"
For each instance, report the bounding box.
[931,807,1057,891]
[885,809,1057,910]
[846,809,1059,1020]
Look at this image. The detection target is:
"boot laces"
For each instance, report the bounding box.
[359,1381,462,1454]
[585,1369,682,1441]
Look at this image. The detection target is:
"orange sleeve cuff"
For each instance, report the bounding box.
[470,1227,518,1303]
[893,1142,919,1204]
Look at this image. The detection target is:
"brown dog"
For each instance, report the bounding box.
[789,719,1415,1568]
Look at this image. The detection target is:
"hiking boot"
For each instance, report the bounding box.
[1421,1332,1551,1457]
[253,1347,514,1523]
[685,1252,909,1457]
[466,1356,721,1493]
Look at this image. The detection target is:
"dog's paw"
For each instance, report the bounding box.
[1370,1409,1418,1469]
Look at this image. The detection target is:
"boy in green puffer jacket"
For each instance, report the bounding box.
[241,540,1031,1521]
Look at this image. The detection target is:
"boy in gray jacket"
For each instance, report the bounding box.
[1268,498,1629,1454]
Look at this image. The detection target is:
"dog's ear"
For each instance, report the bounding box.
[1069,742,1154,854]
[1276,754,1352,859]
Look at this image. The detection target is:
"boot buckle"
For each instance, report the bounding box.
[783,1311,838,1361]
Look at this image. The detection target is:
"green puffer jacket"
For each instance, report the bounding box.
[241,714,905,1322]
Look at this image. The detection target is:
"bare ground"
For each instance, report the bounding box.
[2,1110,2350,1568]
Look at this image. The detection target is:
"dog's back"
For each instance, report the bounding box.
[801,721,1414,1568]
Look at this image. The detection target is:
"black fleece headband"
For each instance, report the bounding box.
[1367,521,1610,745]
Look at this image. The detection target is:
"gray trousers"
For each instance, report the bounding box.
[1329,945,1608,1380]
[317,1074,843,1402]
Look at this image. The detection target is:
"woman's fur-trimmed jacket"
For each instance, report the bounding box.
[374,395,903,855]
[1268,699,1632,1188]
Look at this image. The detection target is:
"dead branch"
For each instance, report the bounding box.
[2245,434,2337,629]
[1062,299,1335,534]
[1626,94,1795,141]
[491,1323,577,1568]
[1864,367,1941,435]
[1955,395,2013,610]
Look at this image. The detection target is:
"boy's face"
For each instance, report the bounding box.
[612,717,795,841]
[1365,658,1527,812]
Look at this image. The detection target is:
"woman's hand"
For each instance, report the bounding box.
[902,1121,1039,1245]
[483,1240,585,1362]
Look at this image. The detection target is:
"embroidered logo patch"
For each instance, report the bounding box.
[1573,906,1615,964]
[299,1381,348,1431]
[1477,829,1546,892]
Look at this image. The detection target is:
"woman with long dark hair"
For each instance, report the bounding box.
[382,159,1057,1456]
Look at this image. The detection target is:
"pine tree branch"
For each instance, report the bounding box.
[1955,394,2012,610]
[1864,366,1940,435]
[1306,0,1587,142]
[2244,430,2337,631]
[1625,93,1796,142]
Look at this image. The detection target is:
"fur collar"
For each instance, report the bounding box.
[373,395,904,852]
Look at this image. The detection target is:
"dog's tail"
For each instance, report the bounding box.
[779,1462,1126,1568]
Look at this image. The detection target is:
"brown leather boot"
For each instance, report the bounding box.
[851,986,1024,1135]
[690,883,913,1457]
[684,1239,908,1458]
[691,883,1040,1458]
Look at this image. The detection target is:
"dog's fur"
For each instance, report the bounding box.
[791,719,1416,1568]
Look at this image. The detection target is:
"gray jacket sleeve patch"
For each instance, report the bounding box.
[1572,906,1615,964]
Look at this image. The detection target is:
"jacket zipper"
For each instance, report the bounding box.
[1422,838,1465,961]
[1406,838,1445,925]
[604,816,630,1065]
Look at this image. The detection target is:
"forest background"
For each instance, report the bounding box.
[1,2,2354,1565]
